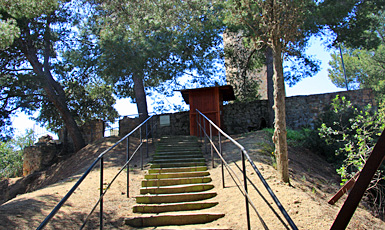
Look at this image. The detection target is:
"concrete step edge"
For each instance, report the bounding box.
[144,171,210,179]
[140,183,214,194]
[133,201,219,213]
[150,162,206,168]
[148,166,208,173]
[135,192,218,204]
[141,177,212,187]
[124,213,225,227]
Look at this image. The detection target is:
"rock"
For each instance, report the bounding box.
[22,138,62,176]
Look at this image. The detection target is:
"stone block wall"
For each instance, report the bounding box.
[23,135,62,176]
[117,89,375,137]
[285,89,375,129]
[155,111,190,136]
[80,119,105,144]
[58,120,105,152]
[222,100,269,134]
[119,111,190,138]
[119,117,141,137]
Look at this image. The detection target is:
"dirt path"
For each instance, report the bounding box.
[0,132,384,229]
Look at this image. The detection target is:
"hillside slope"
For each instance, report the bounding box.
[0,131,384,229]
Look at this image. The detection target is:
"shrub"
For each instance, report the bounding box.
[263,127,308,147]
[0,129,35,179]
[315,95,385,219]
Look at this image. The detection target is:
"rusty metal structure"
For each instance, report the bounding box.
[330,129,385,229]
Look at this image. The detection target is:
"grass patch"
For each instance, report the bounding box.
[263,128,310,147]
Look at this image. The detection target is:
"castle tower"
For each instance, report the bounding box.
[223,32,269,100]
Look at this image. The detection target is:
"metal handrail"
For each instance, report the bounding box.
[37,115,156,230]
[196,109,297,230]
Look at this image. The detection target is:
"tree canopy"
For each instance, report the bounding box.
[317,0,385,50]
[328,10,385,102]
[69,0,225,118]
[224,0,319,183]
[0,0,118,151]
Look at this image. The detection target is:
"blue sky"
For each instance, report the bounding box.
[12,36,345,137]
[285,36,345,96]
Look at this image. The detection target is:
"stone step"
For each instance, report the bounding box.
[153,154,203,159]
[133,201,218,213]
[151,157,205,164]
[128,136,224,228]
[157,142,201,146]
[142,177,212,187]
[156,147,202,153]
[160,136,198,141]
[154,150,203,156]
[150,162,206,168]
[125,213,225,227]
[148,166,208,174]
[140,183,214,194]
[144,171,210,179]
[135,192,217,204]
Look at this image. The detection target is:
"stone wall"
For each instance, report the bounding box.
[222,100,269,134]
[222,89,375,133]
[117,89,375,136]
[119,111,190,138]
[119,117,141,137]
[23,135,62,176]
[285,89,375,129]
[81,119,105,144]
[58,119,105,153]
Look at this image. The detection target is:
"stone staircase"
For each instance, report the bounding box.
[125,136,225,227]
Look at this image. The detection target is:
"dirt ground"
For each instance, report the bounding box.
[0,131,384,229]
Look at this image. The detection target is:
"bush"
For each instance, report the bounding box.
[0,130,35,179]
[263,127,309,147]
[312,95,385,219]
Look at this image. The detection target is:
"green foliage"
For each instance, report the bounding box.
[0,0,118,137]
[0,17,19,49]
[75,0,225,108]
[318,0,385,49]
[328,43,385,102]
[224,33,264,102]
[224,0,320,87]
[0,129,35,179]
[318,96,384,179]
[314,95,385,218]
[263,128,308,147]
[36,78,119,132]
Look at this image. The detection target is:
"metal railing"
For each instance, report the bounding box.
[196,109,298,230]
[37,115,157,230]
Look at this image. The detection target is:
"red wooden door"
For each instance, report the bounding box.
[189,87,220,136]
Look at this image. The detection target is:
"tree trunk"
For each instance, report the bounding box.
[266,46,274,128]
[271,39,289,183]
[21,41,86,152]
[133,76,149,121]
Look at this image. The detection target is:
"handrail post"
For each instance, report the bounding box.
[146,122,149,157]
[242,150,251,230]
[199,112,202,141]
[219,132,225,188]
[126,137,130,198]
[196,112,199,137]
[140,126,143,170]
[151,117,154,145]
[203,116,207,154]
[100,156,104,230]
[210,124,214,168]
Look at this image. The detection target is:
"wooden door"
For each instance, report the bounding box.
[189,87,220,136]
